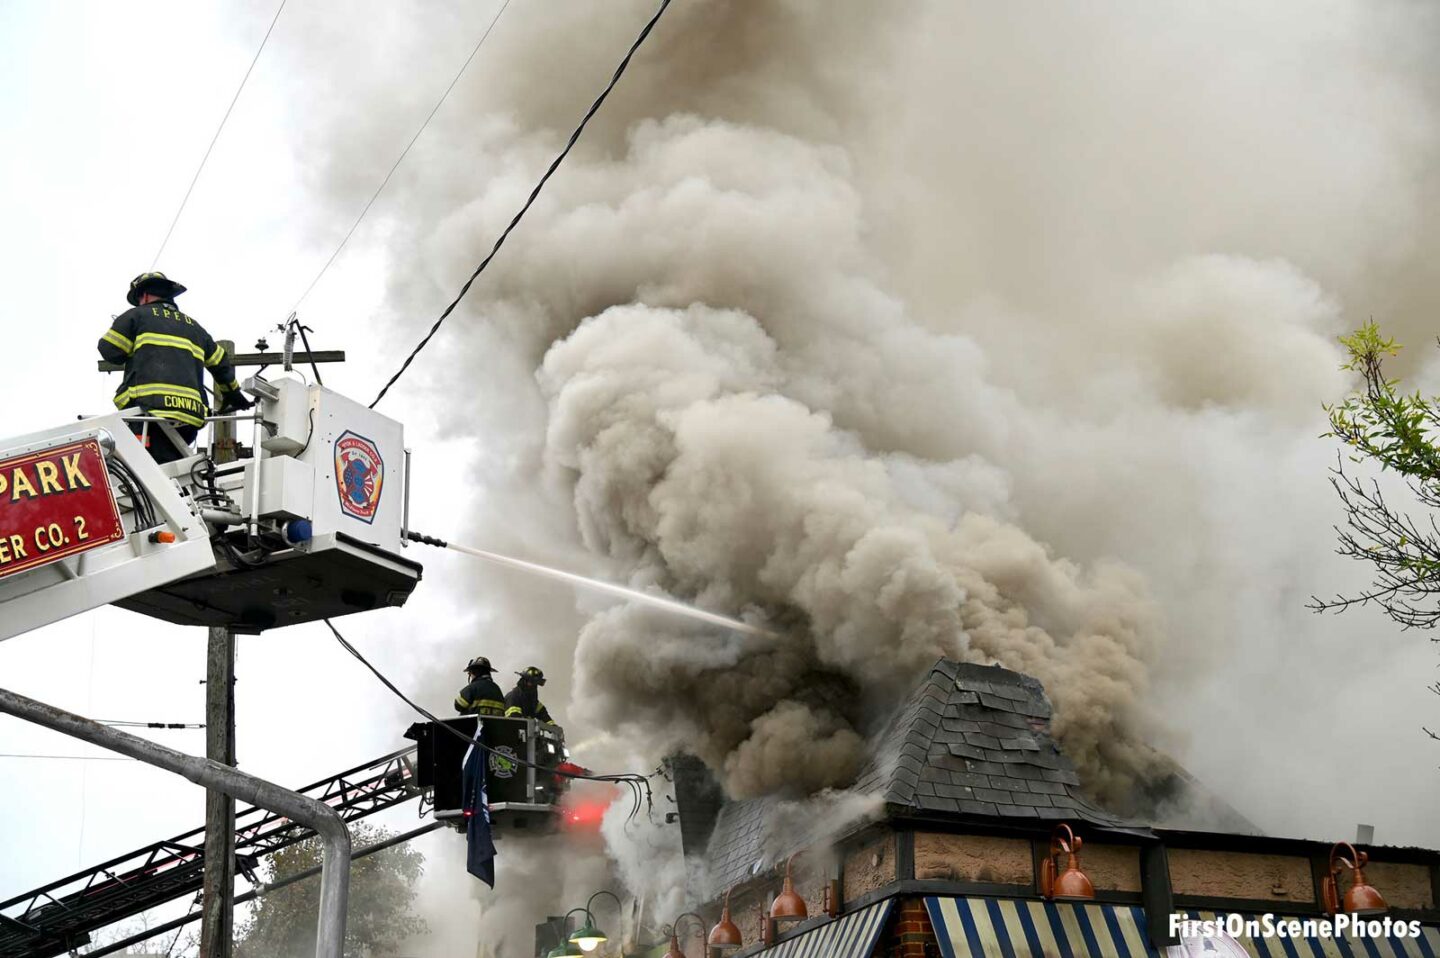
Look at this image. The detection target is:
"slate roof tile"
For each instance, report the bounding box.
[947,743,986,761]
[987,775,1033,792]
[934,783,978,800]
[997,804,1040,818]
[966,761,1008,775]
[921,796,963,814]
[1005,764,1048,781]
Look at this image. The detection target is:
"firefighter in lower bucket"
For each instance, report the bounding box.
[97,272,253,463]
[454,657,506,717]
[505,666,555,724]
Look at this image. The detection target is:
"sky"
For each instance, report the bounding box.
[2,1,1440,955]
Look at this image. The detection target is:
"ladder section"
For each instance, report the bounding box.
[0,748,418,958]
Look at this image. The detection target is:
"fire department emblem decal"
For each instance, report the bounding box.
[334,431,383,524]
[488,746,519,779]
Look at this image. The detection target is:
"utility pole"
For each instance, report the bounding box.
[184,332,345,958]
[200,340,238,958]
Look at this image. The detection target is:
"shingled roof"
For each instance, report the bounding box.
[850,659,1135,827]
[676,659,1157,896]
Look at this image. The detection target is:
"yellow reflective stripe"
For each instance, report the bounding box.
[122,383,203,402]
[135,332,205,360]
[102,329,134,354]
[214,380,239,393]
[206,344,226,367]
[455,696,472,708]
[153,409,206,428]
[504,707,523,717]
[476,700,505,710]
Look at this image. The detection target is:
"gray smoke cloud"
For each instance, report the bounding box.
[273,0,1440,950]
[542,297,1162,801]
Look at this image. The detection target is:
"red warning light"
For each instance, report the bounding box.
[560,799,609,832]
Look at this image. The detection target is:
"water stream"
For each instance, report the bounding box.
[444,540,777,638]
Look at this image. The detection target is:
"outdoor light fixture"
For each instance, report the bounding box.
[770,855,809,926]
[567,890,623,952]
[662,912,706,958]
[568,920,605,953]
[546,944,584,958]
[1323,842,1388,916]
[1040,823,1096,901]
[708,889,744,952]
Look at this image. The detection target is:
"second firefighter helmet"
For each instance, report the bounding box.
[518,666,546,686]
[127,271,188,306]
[464,656,493,675]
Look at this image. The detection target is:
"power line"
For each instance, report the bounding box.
[288,0,514,315]
[368,0,675,409]
[95,720,205,729]
[150,0,289,267]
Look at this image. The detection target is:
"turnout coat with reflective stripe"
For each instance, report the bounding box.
[97,300,241,428]
[455,676,506,716]
[504,682,554,724]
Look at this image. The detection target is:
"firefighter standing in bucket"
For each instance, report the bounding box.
[454,657,506,717]
[97,272,253,463]
[505,666,555,724]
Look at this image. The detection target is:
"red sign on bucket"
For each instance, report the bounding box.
[0,439,126,579]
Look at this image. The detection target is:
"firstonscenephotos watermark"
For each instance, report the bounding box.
[1170,914,1424,940]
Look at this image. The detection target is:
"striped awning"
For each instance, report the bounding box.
[765,899,896,958]
[928,896,1156,958]
[925,898,1440,958]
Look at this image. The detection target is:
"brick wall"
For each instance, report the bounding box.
[876,897,938,958]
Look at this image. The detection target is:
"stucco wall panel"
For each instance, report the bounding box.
[1364,862,1434,910]
[1080,843,1142,893]
[914,832,1034,885]
[843,830,896,903]
[1169,848,1315,903]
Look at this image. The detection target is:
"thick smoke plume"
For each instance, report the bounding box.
[544,297,1162,801]
[277,0,1440,949]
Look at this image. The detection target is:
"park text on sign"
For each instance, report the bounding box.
[0,439,126,578]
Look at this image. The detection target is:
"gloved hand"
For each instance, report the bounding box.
[219,390,255,414]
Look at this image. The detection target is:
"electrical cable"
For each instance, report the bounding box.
[323,618,652,820]
[368,0,674,409]
[293,318,324,386]
[94,720,205,729]
[151,0,289,266]
[287,0,513,315]
[107,457,158,533]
